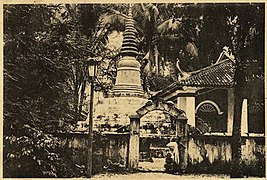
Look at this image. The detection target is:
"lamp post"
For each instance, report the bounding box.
[86,58,98,178]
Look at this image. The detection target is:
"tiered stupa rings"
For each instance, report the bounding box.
[120,6,138,57]
[110,4,145,98]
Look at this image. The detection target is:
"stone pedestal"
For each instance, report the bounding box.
[94,97,147,126]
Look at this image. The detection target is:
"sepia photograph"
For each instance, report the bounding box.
[2,1,265,179]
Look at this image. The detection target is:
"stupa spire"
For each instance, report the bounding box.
[120,3,138,57]
[109,3,145,98]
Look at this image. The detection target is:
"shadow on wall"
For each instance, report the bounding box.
[57,132,129,175]
[187,136,265,177]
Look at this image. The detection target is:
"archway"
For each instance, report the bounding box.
[137,100,184,118]
[128,99,188,171]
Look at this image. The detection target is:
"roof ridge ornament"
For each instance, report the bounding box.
[216,46,235,63]
[176,59,191,81]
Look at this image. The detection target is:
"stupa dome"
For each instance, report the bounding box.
[117,56,140,69]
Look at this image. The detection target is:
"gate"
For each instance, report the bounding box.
[128,99,189,171]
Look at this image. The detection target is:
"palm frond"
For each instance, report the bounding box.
[147,3,159,23]
[101,13,127,30]
[157,19,182,35]
[185,42,198,58]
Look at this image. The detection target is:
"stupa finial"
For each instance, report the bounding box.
[128,3,133,16]
[120,3,138,57]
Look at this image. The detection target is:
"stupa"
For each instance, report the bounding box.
[94,4,148,126]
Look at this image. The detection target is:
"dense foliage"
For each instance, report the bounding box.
[3,4,105,177]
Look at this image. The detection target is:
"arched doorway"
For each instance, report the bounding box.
[128,99,188,171]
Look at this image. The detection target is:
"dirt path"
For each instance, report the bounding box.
[92,172,229,179]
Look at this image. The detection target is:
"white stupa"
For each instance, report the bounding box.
[94,4,148,126]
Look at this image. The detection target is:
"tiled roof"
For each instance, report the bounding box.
[150,58,236,100]
[176,59,235,87]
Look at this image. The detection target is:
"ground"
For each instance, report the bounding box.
[139,158,165,171]
[92,172,229,179]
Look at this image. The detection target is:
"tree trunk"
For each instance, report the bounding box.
[231,90,243,177]
[78,76,87,120]
[168,61,178,80]
[230,64,246,178]
[154,45,159,76]
[148,44,154,76]
[74,84,79,122]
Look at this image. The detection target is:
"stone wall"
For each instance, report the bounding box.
[187,135,265,176]
[104,133,129,167]
[56,132,129,175]
[56,132,264,176]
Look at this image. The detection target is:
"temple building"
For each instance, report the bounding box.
[151,49,264,137]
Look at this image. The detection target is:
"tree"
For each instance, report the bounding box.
[194,3,264,177]
[3,4,107,177]
[225,4,264,177]
[4,4,70,177]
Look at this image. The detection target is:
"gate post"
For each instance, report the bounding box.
[181,123,189,170]
[128,114,140,170]
[176,115,189,170]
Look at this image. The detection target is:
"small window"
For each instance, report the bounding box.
[198,103,217,113]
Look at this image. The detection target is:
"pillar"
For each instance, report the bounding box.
[227,88,234,135]
[128,115,140,170]
[186,97,195,127]
[241,99,248,136]
[177,96,196,127]
[177,96,186,110]
[176,115,188,170]
[176,115,187,137]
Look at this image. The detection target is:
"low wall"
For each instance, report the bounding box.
[187,135,265,176]
[56,132,264,176]
[104,133,129,167]
[56,132,129,175]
